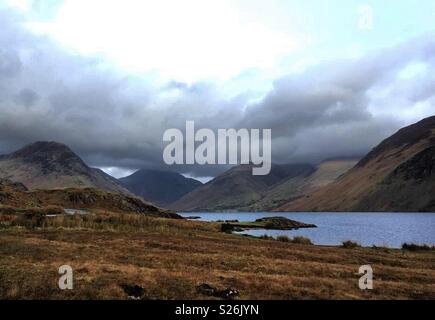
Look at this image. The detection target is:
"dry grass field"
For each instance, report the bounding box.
[0,211,434,300]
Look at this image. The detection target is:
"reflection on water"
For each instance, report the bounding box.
[179,212,435,248]
[64,209,89,215]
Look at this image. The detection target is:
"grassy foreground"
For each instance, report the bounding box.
[0,211,434,300]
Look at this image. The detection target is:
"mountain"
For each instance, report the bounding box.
[278,116,435,212]
[247,159,358,211]
[119,169,202,207]
[171,163,316,211]
[0,141,129,194]
[0,178,179,218]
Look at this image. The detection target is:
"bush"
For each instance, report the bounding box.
[290,236,313,245]
[261,234,313,245]
[259,234,274,240]
[341,240,361,249]
[276,235,290,242]
[402,243,435,251]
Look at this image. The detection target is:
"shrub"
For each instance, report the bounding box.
[276,235,290,242]
[290,236,313,245]
[259,234,274,240]
[341,240,361,249]
[402,243,435,251]
[371,245,391,252]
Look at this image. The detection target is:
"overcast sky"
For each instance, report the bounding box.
[1,0,435,179]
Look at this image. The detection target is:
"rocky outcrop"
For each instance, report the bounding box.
[221,216,317,232]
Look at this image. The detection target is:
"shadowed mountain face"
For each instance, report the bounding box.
[278,115,435,212]
[248,159,358,211]
[0,141,129,194]
[170,163,317,211]
[119,169,202,207]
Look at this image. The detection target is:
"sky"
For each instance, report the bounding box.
[0,0,435,180]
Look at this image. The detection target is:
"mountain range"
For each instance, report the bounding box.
[170,160,357,211]
[1,115,435,212]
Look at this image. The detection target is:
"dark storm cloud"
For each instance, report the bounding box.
[0,7,246,177]
[0,7,435,178]
[240,36,435,163]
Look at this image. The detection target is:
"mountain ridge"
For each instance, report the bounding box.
[278,116,435,212]
[171,163,317,211]
[0,141,130,194]
[119,168,202,207]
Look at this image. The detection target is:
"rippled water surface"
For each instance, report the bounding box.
[179,212,435,248]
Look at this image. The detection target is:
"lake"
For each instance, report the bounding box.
[179,212,435,248]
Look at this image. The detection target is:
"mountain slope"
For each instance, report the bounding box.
[0,178,179,218]
[119,169,202,206]
[248,159,358,211]
[355,145,435,211]
[278,116,435,212]
[171,163,315,211]
[0,141,129,194]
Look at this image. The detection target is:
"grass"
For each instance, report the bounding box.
[0,205,64,216]
[0,210,434,300]
[0,210,217,233]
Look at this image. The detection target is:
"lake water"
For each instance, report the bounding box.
[64,209,89,215]
[47,209,90,217]
[179,212,435,248]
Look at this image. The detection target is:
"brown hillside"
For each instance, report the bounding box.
[0,141,130,194]
[0,178,179,219]
[278,116,435,212]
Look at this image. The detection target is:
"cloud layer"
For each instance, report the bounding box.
[1,7,435,178]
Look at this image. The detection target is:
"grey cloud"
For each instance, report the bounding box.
[240,36,435,164]
[0,7,434,179]
[0,49,22,78]
[14,88,39,107]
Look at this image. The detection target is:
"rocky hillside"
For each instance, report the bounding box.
[278,116,435,212]
[0,178,179,218]
[170,163,316,211]
[248,159,358,211]
[0,141,129,194]
[119,169,202,207]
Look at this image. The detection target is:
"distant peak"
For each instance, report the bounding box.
[11,141,72,156]
[8,141,85,165]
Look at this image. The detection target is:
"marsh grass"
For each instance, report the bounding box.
[0,209,218,234]
[261,234,313,245]
[0,210,434,300]
[290,236,313,245]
